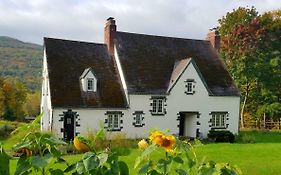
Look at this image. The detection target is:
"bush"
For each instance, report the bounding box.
[207,130,235,143]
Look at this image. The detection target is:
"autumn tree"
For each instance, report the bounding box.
[218,7,281,127]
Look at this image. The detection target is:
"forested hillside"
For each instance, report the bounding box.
[0,36,42,91]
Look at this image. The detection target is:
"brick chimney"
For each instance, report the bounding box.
[104,17,116,56]
[206,28,220,52]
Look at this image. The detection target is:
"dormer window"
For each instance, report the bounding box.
[80,68,97,92]
[87,78,94,91]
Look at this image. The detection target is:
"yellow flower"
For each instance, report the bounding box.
[149,131,164,146]
[160,135,176,152]
[138,139,149,150]
[73,137,90,153]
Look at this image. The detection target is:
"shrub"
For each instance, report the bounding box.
[207,130,235,143]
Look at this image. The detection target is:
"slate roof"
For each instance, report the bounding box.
[115,31,239,96]
[44,38,127,108]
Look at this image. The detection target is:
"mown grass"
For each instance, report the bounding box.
[2,121,281,175]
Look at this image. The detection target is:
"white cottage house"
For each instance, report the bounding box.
[41,17,240,141]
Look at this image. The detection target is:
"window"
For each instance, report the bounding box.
[87,78,94,91]
[135,113,142,125]
[151,98,165,115]
[185,79,195,95]
[211,112,227,128]
[107,113,121,130]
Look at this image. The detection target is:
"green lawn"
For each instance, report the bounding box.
[4,129,281,174]
[8,142,281,175]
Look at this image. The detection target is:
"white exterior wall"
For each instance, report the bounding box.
[40,49,53,131]
[50,61,239,139]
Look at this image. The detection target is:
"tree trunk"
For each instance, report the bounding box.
[240,86,249,129]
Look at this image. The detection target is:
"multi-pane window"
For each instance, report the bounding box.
[185,79,195,95]
[211,112,227,128]
[87,78,94,91]
[135,113,142,126]
[107,113,120,130]
[186,82,193,93]
[151,98,164,115]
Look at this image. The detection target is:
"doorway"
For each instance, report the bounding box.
[179,112,198,138]
[63,109,75,141]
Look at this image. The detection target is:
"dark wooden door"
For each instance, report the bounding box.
[63,112,75,141]
[179,112,185,136]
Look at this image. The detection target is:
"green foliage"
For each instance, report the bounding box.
[218,7,281,125]
[207,130,235,143]
[0,142,10,174]
[13,131,67,175]
[0,78,28,121]
[135,131,240,175]
[0,36,42,91]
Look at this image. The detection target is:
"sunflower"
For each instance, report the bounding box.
[73,136,91,153]
[138,139,149,150]
[149,131,164,146]
[160,135,176,152]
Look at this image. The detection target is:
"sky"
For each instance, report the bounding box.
[0,0,280,45]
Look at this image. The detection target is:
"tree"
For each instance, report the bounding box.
[218,7,281,127]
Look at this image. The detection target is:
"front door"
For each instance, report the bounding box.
[63,110,75,141]
[179,112,197,138]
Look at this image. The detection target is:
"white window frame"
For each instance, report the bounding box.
[87,78,94,91]
[211,112,227,128]
[107,113,121,130]
[152,98,164,115]
[186,82,193,93]
[135,113,143,126]
[185,79,195,95]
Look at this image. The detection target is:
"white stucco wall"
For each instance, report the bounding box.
[50,60,240,139]
[40,49,52,131]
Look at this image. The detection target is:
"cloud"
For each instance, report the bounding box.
[0,0,280,44]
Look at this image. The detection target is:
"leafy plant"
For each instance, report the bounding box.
[0,142,10,175]
[135,130,241,175]
[13,131,67,175]
[207,130,235,143]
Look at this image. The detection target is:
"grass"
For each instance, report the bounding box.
[2,122,281,175]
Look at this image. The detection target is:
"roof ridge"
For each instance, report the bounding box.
[117,31,208,42]
[44,37,105,45]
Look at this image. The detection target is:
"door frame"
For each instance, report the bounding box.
[178,111,199,138]
[63,109,76,141]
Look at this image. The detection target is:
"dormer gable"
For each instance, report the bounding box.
[80,68,97,92]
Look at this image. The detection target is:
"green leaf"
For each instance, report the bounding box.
[134,156,142,169]
[118,161,129,175]
[31,156,48,169]
[50,147,61,158]
[98,153,108,166]
[64,163,76,173]
[15,155,32,175]
[175,168,188,175]
[83,152,99,171]
[76,161,85,174]
[13,141,32,151]
[173,156,184,164]
[138,161,151,174]
[142,144,156,157]
[0,144,10,175]
[149,169,161,175]
[49,169,64,175]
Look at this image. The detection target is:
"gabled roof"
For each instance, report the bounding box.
[115,31,239,96]
[167,58,191,92]
[44,38,127,108]
[80,67,94,80]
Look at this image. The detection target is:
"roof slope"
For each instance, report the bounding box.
[44,38,127,108]
[115,32,239,96]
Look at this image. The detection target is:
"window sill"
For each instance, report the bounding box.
[151,113,165,116]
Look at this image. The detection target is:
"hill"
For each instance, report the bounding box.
[0,36,43,91]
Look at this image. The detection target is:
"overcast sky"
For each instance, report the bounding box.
[0,0,280,45]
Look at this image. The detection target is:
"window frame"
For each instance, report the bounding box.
[211,112,227,129]
[87,78,95,91]
[151,97,166,115]
[185,79,195,95]
[107,113,121,130]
